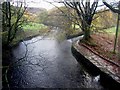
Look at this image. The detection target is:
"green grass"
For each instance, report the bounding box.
[103,27,120,34]
[72,24,80,29]
[10,22,49,46]
[22,22,48,31]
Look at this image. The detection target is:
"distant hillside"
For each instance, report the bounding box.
[45,6,72,29]
[26,7,47,15]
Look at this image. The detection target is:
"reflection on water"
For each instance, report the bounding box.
[7,36,104,88]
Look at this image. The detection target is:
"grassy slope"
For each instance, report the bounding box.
[22,22,48,31]
[103,27,120,35]
[12,22,49,45]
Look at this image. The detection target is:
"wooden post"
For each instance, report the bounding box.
[113,13,120,53]
[118,33,120,60]
[113,1,120,53]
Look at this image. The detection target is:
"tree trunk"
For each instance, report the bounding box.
[7,2,11,45]
[84,25,91,41]
[82,18,91,41]
[2,3,5,32]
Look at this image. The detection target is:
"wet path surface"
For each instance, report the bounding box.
[7,35,104,88]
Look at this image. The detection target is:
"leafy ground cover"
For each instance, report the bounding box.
[80,27,120,65]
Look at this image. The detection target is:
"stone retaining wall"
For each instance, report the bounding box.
[71,41,120,89]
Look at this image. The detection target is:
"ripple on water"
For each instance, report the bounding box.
[9,36,104,88]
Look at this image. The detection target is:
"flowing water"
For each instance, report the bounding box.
[7,28,104,89]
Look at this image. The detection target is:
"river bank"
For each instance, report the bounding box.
[72,40,120,89]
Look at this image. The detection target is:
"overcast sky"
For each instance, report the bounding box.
[10,0,119,10]
[11,0,63,10]
[25,0,63,10]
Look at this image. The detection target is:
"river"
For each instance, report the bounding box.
[7,28,104,89]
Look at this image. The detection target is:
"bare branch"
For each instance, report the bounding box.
[103,1,120,14]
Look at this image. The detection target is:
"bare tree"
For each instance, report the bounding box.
[2,1,26,47]
[63,0,98,41]
[103,1,120,14]
[103,0,120,53]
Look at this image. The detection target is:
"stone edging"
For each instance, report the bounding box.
[71,40,120,89]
